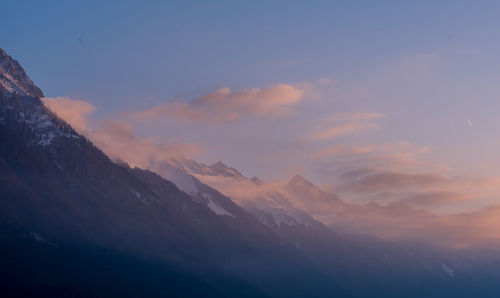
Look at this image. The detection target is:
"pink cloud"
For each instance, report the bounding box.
[89,120,201,168]
[42,97,96,133]
[42,97,201,170]
[314,145,375,158]
[401,191,477,207]
[322,112,383,122]
[310,122,379,140]
[42,96,500,249]
[131,84,304,124]
[339,171,450,193]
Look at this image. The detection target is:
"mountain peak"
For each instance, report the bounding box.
[208,161,245,179]
[288,174,314,188]
[0,49,77,146]
[211,161,226,167]
[0,48,44,98]
[250,176,264,185]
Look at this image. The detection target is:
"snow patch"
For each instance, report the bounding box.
[129,188,145,202]
[0,99,80,146]
[158,164,198,195]
[250,201,314,228]
[207,200,235,217]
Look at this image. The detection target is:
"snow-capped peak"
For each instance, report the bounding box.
[0,48,44,98]
[172,159,246,180]
[250,176,264,185]
[0,48,79,146]
[208,161,245,178]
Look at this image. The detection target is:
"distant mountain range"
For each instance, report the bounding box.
[2,47,500,297]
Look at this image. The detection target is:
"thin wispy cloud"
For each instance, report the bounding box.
[313,140,500,216]
[130,84,304,124]
[314,143,429,158]
[310,122,379,141]
[42,93,500,249]
[42,78,500,220]
[337,170,451,193]
[322,112,383,122]
[308,112,383,141]
[401,191,477,207]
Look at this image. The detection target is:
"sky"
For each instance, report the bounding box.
[3,0,500,214]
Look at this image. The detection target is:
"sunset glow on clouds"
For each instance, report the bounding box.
[39,39,500,249]
[40,78,500,250]
[9,3,500,295]
[42,73,500,222]
[131,84,304,124]
[310,122,379,140]
[42,97,96,133]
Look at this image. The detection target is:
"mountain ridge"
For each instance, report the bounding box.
[3,47,500,297]
[0,48,43,98]
[0,47,349,297]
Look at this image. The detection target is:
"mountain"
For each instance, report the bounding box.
[0,48,349,297]
[174,159,432,240]
[171,159,246,180]
[283,174,436,239]
[166,160,500,297]
[3,47,500,298]
[0,48,43,98]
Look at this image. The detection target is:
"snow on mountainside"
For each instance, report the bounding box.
[241,194,317,229]
[0,48,43,98]
[148,157,315,226]
[165,157,434,239]
[151,160,237,218]
[0,48,79,146]
[173,159,246,179]
[155,161,199,195]
[0,57,240,220]
[2,49,355,297]
[164,158,321,228]
[5,47,500,298]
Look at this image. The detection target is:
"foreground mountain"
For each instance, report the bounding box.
[0,48,349,297]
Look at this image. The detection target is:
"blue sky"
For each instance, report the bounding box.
[4,1,500,213]
[4,0,500,109]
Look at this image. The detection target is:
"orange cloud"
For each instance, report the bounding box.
[42,97,96,133]
[42,96,500,249]
[311,140,499,216]
[310,122,379,140]
[314,142,430,160]
[308,112,383,141]
[401,191,477,207]
[322,112,383,122]
[131,84,304,124]
[89,120,201,169]
[42,97,200,170]
[340,171,450,193]
[314,144,375,158]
